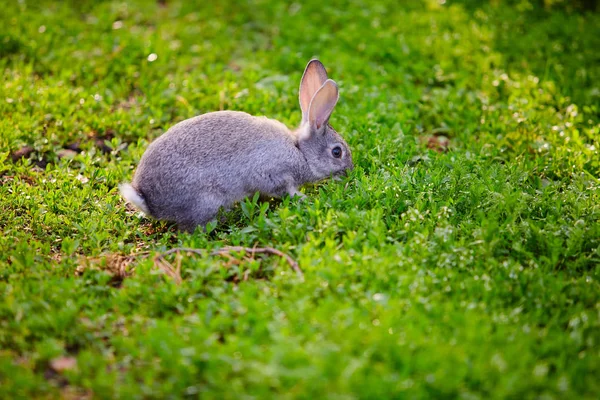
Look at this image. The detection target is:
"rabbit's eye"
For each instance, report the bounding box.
[331,146,342,158]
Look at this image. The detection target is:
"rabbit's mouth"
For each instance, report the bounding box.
[332,170,349,180]
[338,163,354,177]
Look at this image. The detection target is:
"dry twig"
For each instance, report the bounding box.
[77,253,144,283]
[78,246,301,285]
[151,246,303,284]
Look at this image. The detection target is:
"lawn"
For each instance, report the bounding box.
[1,0,599,398]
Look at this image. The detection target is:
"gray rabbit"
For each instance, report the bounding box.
[120,59,353,232]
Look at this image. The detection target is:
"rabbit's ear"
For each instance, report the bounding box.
[299,59,328,124]
[308,79,339,131]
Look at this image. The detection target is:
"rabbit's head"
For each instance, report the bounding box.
[296,59,353,180]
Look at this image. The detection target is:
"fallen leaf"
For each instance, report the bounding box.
[425,135,450,152]
[11,146,34,162]
[57,149,78,159]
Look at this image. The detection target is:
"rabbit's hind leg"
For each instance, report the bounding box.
[176,196,223,233]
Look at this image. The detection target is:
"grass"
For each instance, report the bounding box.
[1,0,599,398]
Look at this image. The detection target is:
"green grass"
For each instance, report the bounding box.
[1,0,599,398]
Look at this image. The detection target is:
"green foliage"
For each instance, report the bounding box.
[1,0,599,398]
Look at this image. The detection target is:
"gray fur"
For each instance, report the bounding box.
[121,59,353,232]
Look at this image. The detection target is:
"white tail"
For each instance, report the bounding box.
[119,183,150,215]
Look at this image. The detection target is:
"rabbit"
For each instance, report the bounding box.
[120,59,353,232]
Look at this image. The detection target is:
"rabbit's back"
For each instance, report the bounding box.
[141,111,293,164]
[132,111,308,223]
